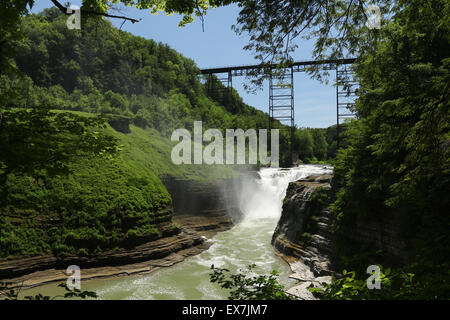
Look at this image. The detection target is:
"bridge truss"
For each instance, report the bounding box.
[205,72,232,97]
[200,58,357,164]
[335,64,358,148]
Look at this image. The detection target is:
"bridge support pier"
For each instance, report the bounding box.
[206,71,232,100]
[335,64,358,148]
[269,67,295,165]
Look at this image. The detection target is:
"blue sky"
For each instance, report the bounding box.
[30,1,339,128]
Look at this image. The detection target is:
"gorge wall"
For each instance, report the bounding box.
[272,171,406,299]
[161,173,251,236]
[162,175,243,219]
[0,174,247,288]
[272,174,335,276]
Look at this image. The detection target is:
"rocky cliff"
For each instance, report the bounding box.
[162,174,246,221]
[272,174,335,274]
[271,174,335,299]
[272,172,407,299]
[107,115,132,133]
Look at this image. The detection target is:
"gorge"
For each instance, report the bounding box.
[15,165,333,299]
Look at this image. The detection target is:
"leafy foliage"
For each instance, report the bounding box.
[210,264,294,300]
[0,281,97,300]
[0,0,34,72]
[309,267,421,300]
[0,108,120,182]
[328,0,450,299]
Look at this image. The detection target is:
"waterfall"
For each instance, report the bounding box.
[239,166,333,222]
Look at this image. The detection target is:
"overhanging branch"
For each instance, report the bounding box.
[50,0,140,24]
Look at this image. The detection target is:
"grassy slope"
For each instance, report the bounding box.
[0,116,237,259]
[117,124,237,182]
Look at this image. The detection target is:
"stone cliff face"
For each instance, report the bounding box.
[272,172,406,299]
[272,174,335,277]
[271,174,335,299]
[162,175,245,221]
[107,115,131,133]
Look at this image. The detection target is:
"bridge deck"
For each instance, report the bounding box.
[199,58,356,74]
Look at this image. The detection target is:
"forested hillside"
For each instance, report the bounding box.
[0,8,262,259]
[4,8,268,135]
[2,7,337,164]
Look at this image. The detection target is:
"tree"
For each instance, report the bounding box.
[209,264,295,300]
[0,0,34,72]
[311,128,328,160]
[329,0,450,299]
[294,129,314,161]
[0,107,120,186]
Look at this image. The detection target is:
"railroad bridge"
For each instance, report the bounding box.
[200,58,358,162]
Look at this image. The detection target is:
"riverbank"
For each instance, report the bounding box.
[0,215,233,290]
[0,165,246,291]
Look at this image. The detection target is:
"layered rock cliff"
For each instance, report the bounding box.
[272,174,335,272]
[272,171,407,299]
[162,174,246,221]
[271,173,335,299]
[0,174,246,288]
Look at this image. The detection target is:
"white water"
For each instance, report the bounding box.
[22,165,332,299]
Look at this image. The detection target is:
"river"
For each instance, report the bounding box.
[21,165,332,299]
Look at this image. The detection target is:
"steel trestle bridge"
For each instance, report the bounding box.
[200,58,358,164]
